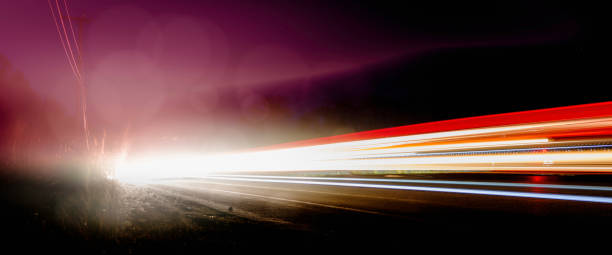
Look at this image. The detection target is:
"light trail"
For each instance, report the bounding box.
[365,144,612,158]
[255,101,612,151]
[114,102,612,181]
[201,176,612,204]
[353,138,550,155]
[115,143,612,180]
[211,175,612,192]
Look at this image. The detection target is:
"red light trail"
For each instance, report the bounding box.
[114,102,612,182]
[258,101,612,150]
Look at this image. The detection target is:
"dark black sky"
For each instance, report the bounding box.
[226,0,611,146]
[129,0,611,149]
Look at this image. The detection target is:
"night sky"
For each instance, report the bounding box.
[0,0,608,161]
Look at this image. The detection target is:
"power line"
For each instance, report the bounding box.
[47,0,90,150]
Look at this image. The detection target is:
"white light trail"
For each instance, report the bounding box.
[202,176,612,204]
[352,138,550,156]
[212,175,612,192]
[113,116,612,182]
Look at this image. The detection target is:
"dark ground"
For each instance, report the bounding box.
[2,166,612,253]
[0,166,315,254]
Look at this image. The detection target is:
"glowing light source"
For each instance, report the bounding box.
[113,102,612,182]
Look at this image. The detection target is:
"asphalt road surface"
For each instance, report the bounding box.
[5,171,612,253]
[147,173,612,248]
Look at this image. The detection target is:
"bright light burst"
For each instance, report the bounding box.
[114,112,612,183]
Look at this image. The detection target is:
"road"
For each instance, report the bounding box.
[131,173,612,249]
[5,170,612,253]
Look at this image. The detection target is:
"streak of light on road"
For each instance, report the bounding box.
[193,175,612,204]
[113,102,612,182]
[210,174,612,192]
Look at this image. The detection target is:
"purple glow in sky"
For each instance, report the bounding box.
[0,0,585,163]
[2,1,401,109]
[1,1,575,108]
